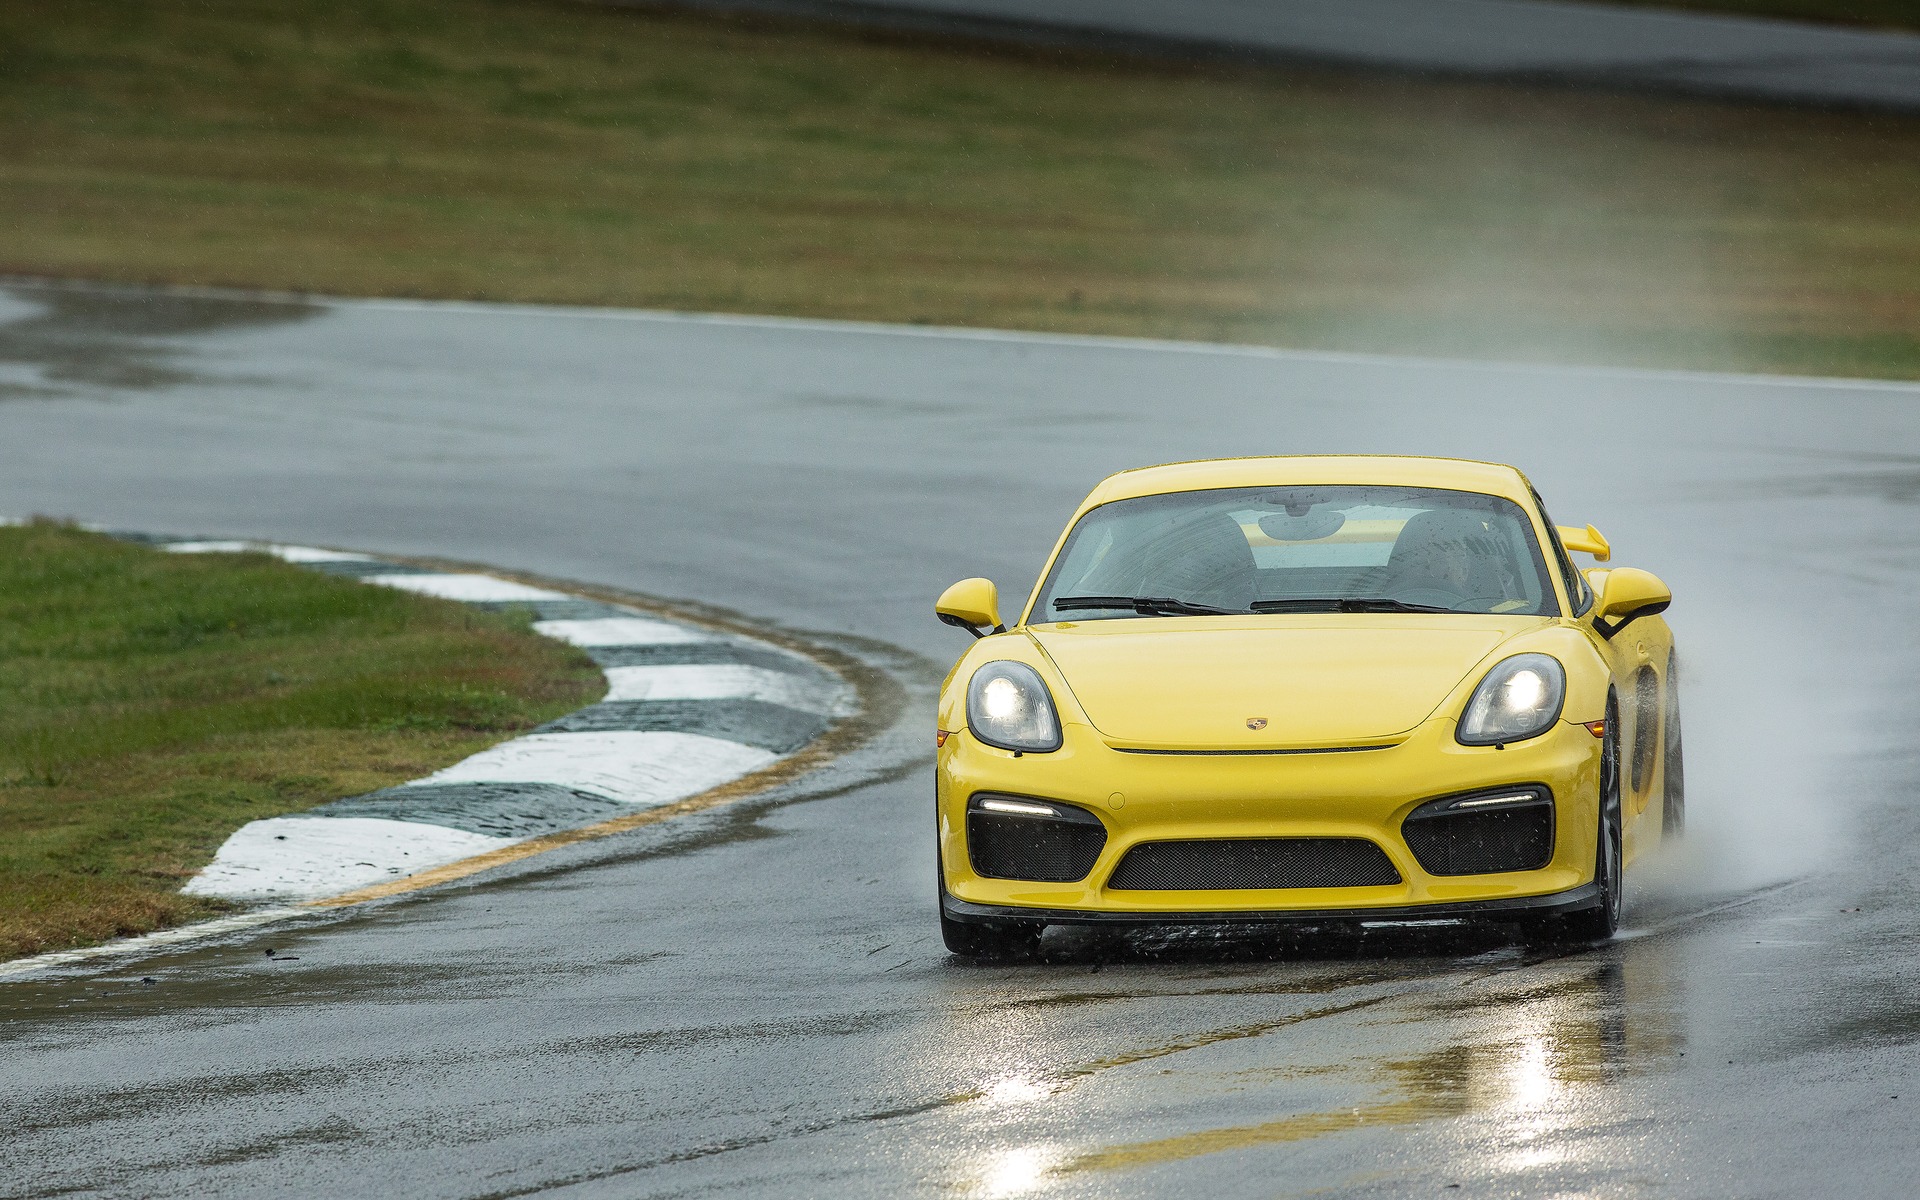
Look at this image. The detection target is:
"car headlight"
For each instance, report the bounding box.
[1457,653,1566,746]
[965,661,1063,753]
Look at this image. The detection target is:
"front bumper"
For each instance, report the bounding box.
[938,714,1602,916]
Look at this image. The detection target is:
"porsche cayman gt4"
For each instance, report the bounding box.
[933,456,1682,958]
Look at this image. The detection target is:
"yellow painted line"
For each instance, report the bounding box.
[1059,1098,1444,1174]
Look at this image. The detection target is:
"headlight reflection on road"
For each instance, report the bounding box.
[1503,1035,1558,1112]
[963,1074,1063,1194]
[982,1073,1053,1106]
[1490,1013,1571,1170]
[974,1145,1062,1198]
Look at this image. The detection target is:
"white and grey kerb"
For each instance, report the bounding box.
[125,536,851,904]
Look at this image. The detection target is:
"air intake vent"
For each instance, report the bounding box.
[967,794,1107,883]
[1106,838,1400,891]
[1402,787,1554,876]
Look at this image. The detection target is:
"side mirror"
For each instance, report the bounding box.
[1593,567,1670,640]
[936,577,1005,639]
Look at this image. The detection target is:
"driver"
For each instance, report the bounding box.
[1378,508,1519,609]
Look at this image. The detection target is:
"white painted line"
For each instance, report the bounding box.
[162,540,259,554]
[267,545,379,563]
[603,663,841,715]
[0,906,311,979]
[363,573,571,602]
[405,730,777,806]
[533,616,713,647]
[183,816,511,903]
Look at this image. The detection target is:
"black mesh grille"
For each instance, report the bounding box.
[1402,792,1554,876]
[1106,838,1400,891]
[968,804,1107,883]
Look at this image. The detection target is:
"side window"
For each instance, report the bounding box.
[1531,491,1592,616]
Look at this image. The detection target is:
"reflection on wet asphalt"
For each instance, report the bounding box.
[1,281,1918,1197]
[0,284,318,397]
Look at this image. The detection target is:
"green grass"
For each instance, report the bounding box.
[2,0,1919,376]
[0,523,602,960]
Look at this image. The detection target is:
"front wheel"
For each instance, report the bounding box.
[940,906,1044,959]
[937,850,1043,960]
[1528,695,1623,946]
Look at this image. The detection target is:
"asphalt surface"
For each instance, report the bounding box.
[3,280,1919,1197]
[651,0,1920,111]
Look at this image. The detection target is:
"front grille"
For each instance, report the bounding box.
[967,795,1107,883]
[1402,787,1554,876]
[1106,838,1401,891]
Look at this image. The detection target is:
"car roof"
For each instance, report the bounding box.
[1081,455,1535,509]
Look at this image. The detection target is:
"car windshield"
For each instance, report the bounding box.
[1031,484,1558,621]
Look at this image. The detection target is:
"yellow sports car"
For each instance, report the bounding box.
[933,456,1681,957]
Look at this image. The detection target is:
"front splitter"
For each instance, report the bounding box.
[942,881,1601,926]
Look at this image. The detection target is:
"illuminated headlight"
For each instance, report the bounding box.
[965,661,1063,753]
[1456,653,1566,746]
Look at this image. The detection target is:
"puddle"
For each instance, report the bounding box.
[957,948,1688,1189]
[1058,994,1402,1082]
[0,284,321,397]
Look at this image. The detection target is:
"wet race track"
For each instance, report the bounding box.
[2,280,1918,1197]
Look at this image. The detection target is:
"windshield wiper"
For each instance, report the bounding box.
[1052,595,1239,617]
[1250,597,1454,614]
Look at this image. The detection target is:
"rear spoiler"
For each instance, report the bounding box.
[1556,524,1611,562]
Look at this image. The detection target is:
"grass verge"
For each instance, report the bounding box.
[2,0,1918,377]
[0,523,602,961]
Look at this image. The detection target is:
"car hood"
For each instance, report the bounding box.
[1029,616,1538,749]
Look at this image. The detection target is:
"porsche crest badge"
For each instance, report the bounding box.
[1245,717,1268,730]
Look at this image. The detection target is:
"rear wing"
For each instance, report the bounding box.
[1556,524,1611,562]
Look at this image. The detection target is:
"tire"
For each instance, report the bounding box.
[1530,693,1623,946]
[1662,654,1686,840]
[936,844,1043,960]
[939,904,1044,959]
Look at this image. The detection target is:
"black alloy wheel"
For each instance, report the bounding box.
[1662,654,1686,839]
[1531,693,1623,946]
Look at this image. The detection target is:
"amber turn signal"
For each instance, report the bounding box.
[936,730,951,748]
[1584,720,1606,738]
